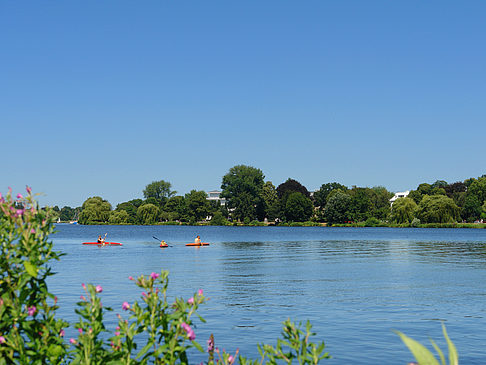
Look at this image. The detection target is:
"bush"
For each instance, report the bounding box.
[410,218,421,227]
[249,220,264,226]
[364,217,380,227]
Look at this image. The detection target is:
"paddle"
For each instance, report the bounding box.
[152,236,172,247]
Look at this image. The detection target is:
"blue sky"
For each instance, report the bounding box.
[2,1,485,208]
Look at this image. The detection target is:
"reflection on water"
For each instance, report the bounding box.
[49,225,486,364]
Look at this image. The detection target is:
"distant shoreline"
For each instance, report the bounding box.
[56,221,486,229]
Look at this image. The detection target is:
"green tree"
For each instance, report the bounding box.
[462,194,482,222]
[78,197,112,224]
[390,197,417,224]
[209,211,226,226]
[324,190,352,224]
[128,198,144,208]
[416,195,460,223]
[108,210,130,224]
[408,183,432,204]
[482,201,486,220]
[115,201,138,223]
[348,187,372,222]
[137,203,160,224]
[164,196,186,219]
[143,180,176,205]
[184,190,210,222]
[313,182,348,208]
[262,181,280,221]
[369,186,393,219]
[467,177,486,205]
[285,192,313,222]
[59,206,80,221]
[221,165,265,222]
[276,178,310,220]
[464,177,476,188]
[431,180,448,189]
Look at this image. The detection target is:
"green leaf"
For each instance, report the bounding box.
[442,323,458,365]
[24,261,38,277]
[47,344,64,360]
[430,340,446,365]
[136,342,153,359]
[193,341,204,353]
[396,331,440,365]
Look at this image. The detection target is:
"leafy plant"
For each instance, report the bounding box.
[396,323,458,365]
[0,187,69,363]
[238,319,330,365]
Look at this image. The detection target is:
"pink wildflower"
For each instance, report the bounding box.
[60,329,65,337]
[82,283,86,290]
[80,296,86,301]
[70,338,76,344]
[31,229,35,234]
[95,285,103,293]
[181,322,196,340]
[187,297,194,305]
[198,289,204,296]
[207,338,214,352]
[142,292,147,298]
[0,336,5,344]
[78,328,83,334]
[115,331,120,336]
[228,355,234,363]
[15,209,24,217]
[150,272,159,280]
[26,186,32,194]
[128,276,133,281]
[17,193,23,199]
[27,306,36,316]
[122,302,130,310]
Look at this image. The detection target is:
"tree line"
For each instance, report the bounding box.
[54,165,486,225]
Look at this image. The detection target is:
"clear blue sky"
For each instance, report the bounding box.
[2,1,485,208]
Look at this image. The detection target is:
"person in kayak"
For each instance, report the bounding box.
[160,240,168,247]
[97,234,106,245]
[195,235,202,246]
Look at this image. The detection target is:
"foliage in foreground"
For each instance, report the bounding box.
[0,187,330,364]
[396,323,458,365]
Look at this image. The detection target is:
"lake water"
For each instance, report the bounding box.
[49,225,486,364]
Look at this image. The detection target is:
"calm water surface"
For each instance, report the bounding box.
[49,225,486,364]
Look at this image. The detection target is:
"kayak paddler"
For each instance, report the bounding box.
[195,235,202,246]
[97,233,107,246]
[160,240,168,248]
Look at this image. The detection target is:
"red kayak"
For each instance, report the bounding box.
[185,242,210,246]
[82,242,123,246]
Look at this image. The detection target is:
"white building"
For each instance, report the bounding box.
[206,190,226,206]
[389,190,410,206]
